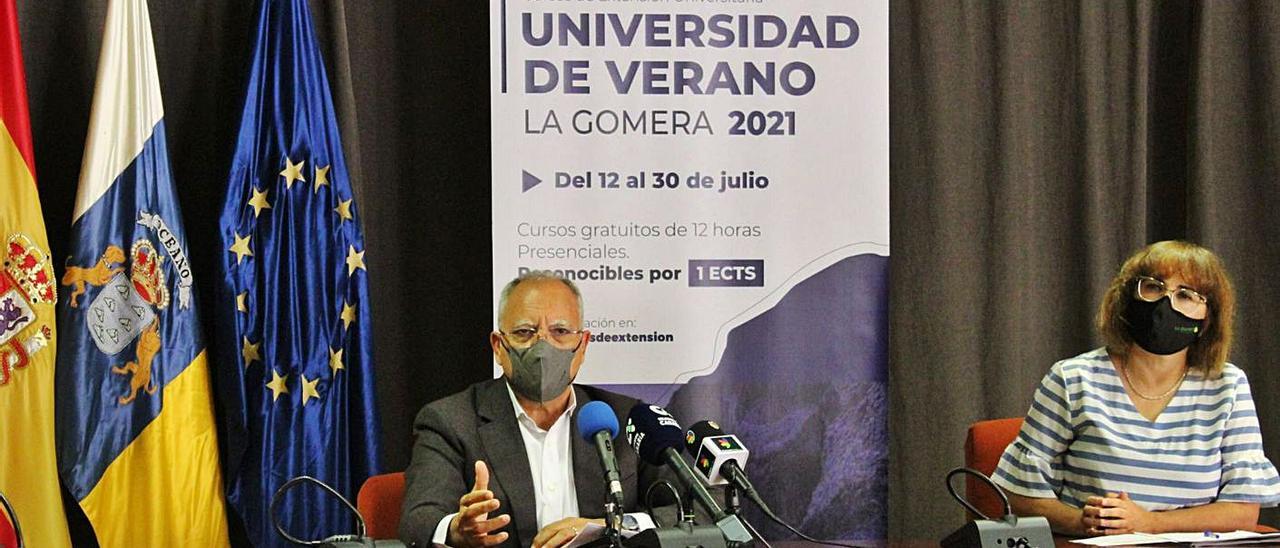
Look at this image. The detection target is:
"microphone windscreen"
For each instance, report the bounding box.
[684,420,725,456]
[577,400,620,440]
[625,403,684,465]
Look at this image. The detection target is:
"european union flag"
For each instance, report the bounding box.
[215,0,380,545]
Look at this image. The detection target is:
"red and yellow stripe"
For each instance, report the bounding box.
[0,0,73,545]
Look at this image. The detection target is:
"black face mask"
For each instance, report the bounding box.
[1123,297,1204,355]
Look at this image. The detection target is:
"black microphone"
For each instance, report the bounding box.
[684,422,870,548]
[624,404,752,545]
[269,476,400,547]
[683,421,762,506]
[577,400,624,545]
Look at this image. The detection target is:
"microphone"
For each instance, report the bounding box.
[624,404,752,545]
[683,422,870,548]
[577,401,624,545]
[683,421,761,504]
[578,401,624,502]
[269,476,407,547]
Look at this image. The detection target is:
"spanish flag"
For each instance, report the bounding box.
[53,0,230,545]
[0,0,72,545]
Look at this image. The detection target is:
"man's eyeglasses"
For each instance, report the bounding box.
[498,326,584,350]
[1134,275,1208,316]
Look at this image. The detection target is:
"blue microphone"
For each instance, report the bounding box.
[579,401,623,499]
[578,401,624,543]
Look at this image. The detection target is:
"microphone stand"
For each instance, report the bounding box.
[680,487,697,524]
[723,485,741,515]
[603,492,624,548]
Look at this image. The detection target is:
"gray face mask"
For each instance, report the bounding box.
[503,339,576,402]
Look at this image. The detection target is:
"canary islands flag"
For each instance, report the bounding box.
[0,0,72,545]
[54,0,230,545]
[216,0,380,544]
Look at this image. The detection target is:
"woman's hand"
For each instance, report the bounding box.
[1083,492,1159,535]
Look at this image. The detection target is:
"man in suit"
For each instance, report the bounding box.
[399,273,668,548]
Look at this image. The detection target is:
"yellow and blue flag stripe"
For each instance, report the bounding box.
[54,0,229,546]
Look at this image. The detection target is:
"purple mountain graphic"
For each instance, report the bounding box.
[663,253,888,541]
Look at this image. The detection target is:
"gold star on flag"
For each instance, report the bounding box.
[248,187,271,217]
[236,292,249,313]
[345,245,366,275]
[300,374,320,406]
[340,300,357,330]
[329,348,345,375]
[280,157,306,189]
[266,369,289,402]
[229,232,253,265]
[314,164,331,193]
[241,337,261,367]
[334,198,353,223]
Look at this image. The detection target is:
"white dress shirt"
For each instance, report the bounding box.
[432,385,579,545]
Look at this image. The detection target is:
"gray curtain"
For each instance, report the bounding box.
[891,0,1280,539]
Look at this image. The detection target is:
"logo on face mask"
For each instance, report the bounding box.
[504,339,575,402]
[1123,297,1204,355]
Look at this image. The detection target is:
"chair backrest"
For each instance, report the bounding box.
[963,417,1024,519]
[0,501,18,548]
[357,472,406,540]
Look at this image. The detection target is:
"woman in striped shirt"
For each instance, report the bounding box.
[993,241,1280,535]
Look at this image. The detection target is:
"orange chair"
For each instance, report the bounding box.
[963,417,1024,519]
[358,472,406,540]
[0,490,20,548]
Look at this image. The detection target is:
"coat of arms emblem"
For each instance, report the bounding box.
[0,234,55,385]
[63,236,174,404]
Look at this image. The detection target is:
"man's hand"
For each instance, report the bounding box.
[531,517,602,548]
[1082,492,1157,535]
[449,461,511,547]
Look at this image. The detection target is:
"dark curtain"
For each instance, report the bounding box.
[21,1,492,544]
[892,0,1280,540]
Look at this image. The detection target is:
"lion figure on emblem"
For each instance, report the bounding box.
[112,321,161,405]
[62,245,126,308]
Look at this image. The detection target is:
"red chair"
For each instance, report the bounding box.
[0,491,19,548]
[963,417,1024,519]
[358,472,406,540]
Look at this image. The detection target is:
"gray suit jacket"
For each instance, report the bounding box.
[398,379,670,547]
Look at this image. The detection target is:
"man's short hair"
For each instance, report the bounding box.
[498,271,584,323]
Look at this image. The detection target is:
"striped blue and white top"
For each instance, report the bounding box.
[993,348,1280,510]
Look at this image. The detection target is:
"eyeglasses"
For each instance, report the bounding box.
[498,325,584,350]
[1134,276,1208,317]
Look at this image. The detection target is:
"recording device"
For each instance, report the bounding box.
[941,468,1053,548]
[0,489,24,548]
[578,401,626,547]
[684,421,762,516]
[270,475,405,547]
[624,404,753,546]
[683,421,750,488]
[683,420,768,512]
[683,420,868,548]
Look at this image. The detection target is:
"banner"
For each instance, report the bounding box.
[215,0,381,544]
[0,0,72,543]
[54,0,229,545]
[491,0,888,540]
